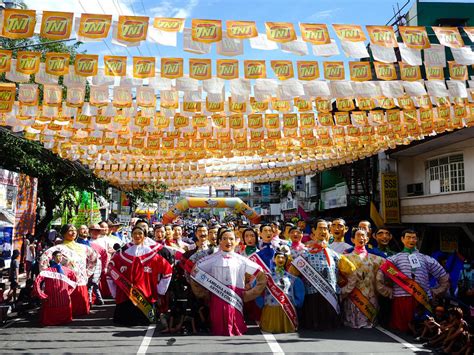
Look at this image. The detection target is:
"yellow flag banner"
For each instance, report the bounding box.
[349,61,372,82]
[323,61,345,81]
[226,20,258,39]
[1,9,36,39]
[265,22,296,43]
[271,60,294,80]
[297,61,319,81]
[133,57,155,79]
[299,23,331,44]
[161,58,183,79]
[399,62,421,81]
[216,59,239,80]
[40,11,74,40]
[117,15,149,43]
[374,62,397,81]
[366,25,398,47]
[333,24,366,42]
[425,66,444,81]
[74,54,98,77]
[190,58,212,80]
[45,52,70,76]
[432,26,464,49]
[448,61,468,81]
[399,26,431,49]
[244,60,266,79]
[78,13,112,40]
[153,18,185,32]
[0,50,12,73]
[192,19,222,43]
[104,56,127,77]
[16,51,41,75]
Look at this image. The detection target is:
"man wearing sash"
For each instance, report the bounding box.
[107,225,172,325]
[40,224,98,317]
[190,228,266,336]
[376,229,449,332]
[35,251,77,326]
[341,229,385,328]
[329,218,351,254]
[258,246,305,333]
[290,219,355,330]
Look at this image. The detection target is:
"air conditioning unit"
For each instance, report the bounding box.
[407,183,423,196]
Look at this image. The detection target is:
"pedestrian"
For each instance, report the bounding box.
[24,236,36,280]
[8,250,20,303]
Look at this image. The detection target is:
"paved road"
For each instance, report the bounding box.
[1,301,429,354]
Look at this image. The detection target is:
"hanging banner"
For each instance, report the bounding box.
[90,86,109,107]
[271,60,294,80]
[244,60,266,79]
[74,54,98,77]
[226,20,258,39]
[323,61,345,80]
[0,83,17,104]
[399,26,430,49]
[66,85,85,107]
[448,61,468,81]
[206,99,224,112]
[45,52,70,76]
[0,50,12,73]
[19,84,39,106]
[399,62,421,81]
[349,61,372,81]
[425,66,444,81]
[133,56,155,79]
[1,9,36,39]
[153,18,185,32]
[117,16,149,43]
[299,23,331,44]
[154,114,170,129]
[189,58,212,80]
[43,84,62,106]
[265,22,296,43]
[216,59,239,80]
[40,11,74,40]
[78,13,112,40]
[249,98,269,113]
[104,55,127,77]
[297,61,319,81]
[161,58,184,79]
[136,87,156,108]
[366,25,398,47]
[16,51,41,75]
[333,24,366,42]
[381,173,400,223]
[373,62,397,81]
[432,27,464,49]
[192,19,222,43]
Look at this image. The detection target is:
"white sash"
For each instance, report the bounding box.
[191,267,244,314]
[39,270,77,289]
[292,255,340,314]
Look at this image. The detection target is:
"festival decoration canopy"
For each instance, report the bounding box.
[0,9,473,190]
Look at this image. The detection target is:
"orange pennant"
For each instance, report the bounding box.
[153,18,184,32]
[399,62,421,81]
[333,24,366,42]
[349,61,372,81]
[366,25,398,47]
[226,20,258,39]
[45,52,70,76]
[78,13,112,40]
[323,61,345,81]
[244,60,266,79]
[133,57,155,79]
[0,50,12,73]
[117,16,149,43]
[16,51,41,75]
[271,60,294,80]
[75,54,98,77]
[216,59,239,79]
[265,22,296,43]
[299,23,331,44]
[399,26,430,49]
[374,62,397,81]
[432,27,464,49]
[40,11,73,40]
[297,61,319,81]
[1,9,36,39]
[189,58,212,80]
[104,56,127,77]
[192,19,222,43]
[161,58,183,79]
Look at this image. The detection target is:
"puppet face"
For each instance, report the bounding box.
[53,252,63,264]
[173,226,182,240]
[154,227,165,242]
[99,222,109,236]
[330,219,347,241]
[165,226,173,240]
[219,231,236,252]
[243,230,257,246]
[290,229,303,243]
[401,232,417,249]
[196,226,208,244]
[312,221,330,243]
[132,228,146,245]
[352,230,369,247]
[63,226,77,242]
[274,254,287,267]
[260,225,273,243]
[208,228,218,246]
[374,229,392,247]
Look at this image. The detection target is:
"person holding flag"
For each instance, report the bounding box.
[376,229,449,332]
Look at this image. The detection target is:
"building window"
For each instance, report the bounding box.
[427,154,464,193]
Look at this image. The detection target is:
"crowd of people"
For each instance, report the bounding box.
[1,217,473,354]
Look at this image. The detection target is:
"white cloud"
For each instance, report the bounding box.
[306,8,340,21]
[150,0,199,18]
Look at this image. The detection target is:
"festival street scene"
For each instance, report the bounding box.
[0,0,473,353]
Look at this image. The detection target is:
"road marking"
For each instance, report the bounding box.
[376,326,423,352]
[260,330,285,355]
[136,323,156,354]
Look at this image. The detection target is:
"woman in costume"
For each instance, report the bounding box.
[190,228,267,336]
[260,245,305,333]
[241,228,259,257]
[341,228,386,328]
[107,225,172,325]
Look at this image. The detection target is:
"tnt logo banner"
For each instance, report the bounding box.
[78,13,112,40]
[66,86,85,107]
[366,25,398,47]
[247,114,263,129]
[1,9,36,39]
[133,57,155,78]
[283,113,298,128]
[0,83,17,104]
[40,11,73,40]
[153,17,184,32]
[154,114,170,129]
[323,61,345,81]
[244,60,266,79]
[0,50,12,73]
[299,113,315,128]
[271,60,294,80]
[425,66,444,81]
[432,27,464,48]
[136,87,156,108]
[297,61,319,81]
[43,84,62,106]
[265,22,296,43]
[45,52,70,76]
[192,19,222,43]
[161,58,183,79]
[399,62,421,81]
[117,16,149,43]
[448,61,468,81]
[226,20,257,39]
[373,62,397,81]
[249,98,269,113]
[189,59,212,80]
[294,97,312,112]
[228,98,246,114]
[399,26,431,49]
[349,61,372,81]
[216,59,238,79]
[75,54,98,77]
[299,23,330,45]
[333,24,366,42]
[206,99,224,112]
[16,51,41,75]
[18,84,39,106]
[174,114,189,129]
[104,56,127,76]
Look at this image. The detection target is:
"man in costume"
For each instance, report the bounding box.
[107,225,173,325]
[190,228,267,336]
[376,229,449,332]
[373,227,396,257]
[289,219,355,330]
[341,229,386,328]
[329,218,351,254]
[34,251,77,326]
[259,246,305,333]
[40,224,98,316]
[89,224,111,299]
[77,225,90,246]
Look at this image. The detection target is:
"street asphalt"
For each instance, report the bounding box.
[0,300,431,354]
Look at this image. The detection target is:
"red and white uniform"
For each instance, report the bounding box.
[34,266,77,326]
[91,241,110,297]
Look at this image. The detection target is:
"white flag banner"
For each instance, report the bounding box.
[303,81,331,98]
[230,78,251,97]
[399,42,422,66]
[63,68,87,88]
[277,79,304,99]
[35,63,59,85]
[311,39,340,57]
[149,76,173,90]
[379,81,404,98]
[6,60,30,83]
[217,31,244,56]
[351,81,381,98]
[183,28,211,54]
[249,33,278,50]
[424,44,446,67]
[207,92,225,103]
[450,47,474,66]
[92,68,115,86]
[254,79,279,95]
[280,36,309,56]
[176,76,199,92]
[371,44,397,63]
[425,80,449,97]
[183,89,202,102]
[203,77,225,94]
[447,80,468,98]
[402,81,427,97]
[148,26,177,47]
[340,40,369,58]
